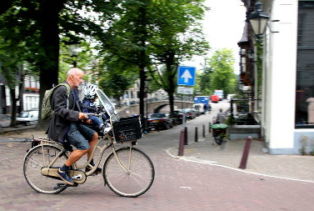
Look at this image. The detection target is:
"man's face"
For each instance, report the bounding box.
[72,72,84,87]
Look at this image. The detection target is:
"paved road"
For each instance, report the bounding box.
[0,101,313,210]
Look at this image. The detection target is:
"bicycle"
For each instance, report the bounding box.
[23,87,155,197]
[211,123,228,145]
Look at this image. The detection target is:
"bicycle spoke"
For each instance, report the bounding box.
[103,147,155,197]
[23,145,68,194]
[129,171,145,180]
[128,173,144,187]
[27,157,43,168]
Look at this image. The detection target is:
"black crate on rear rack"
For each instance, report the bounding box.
[113,116,142,142]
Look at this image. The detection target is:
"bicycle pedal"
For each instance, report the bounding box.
[90,171,100,176]
[54,183,67,190]
[67,183,79,187]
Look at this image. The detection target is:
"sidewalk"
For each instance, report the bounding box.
[0,128,46,142]
[0,125,36,134]
[167,137,314,183]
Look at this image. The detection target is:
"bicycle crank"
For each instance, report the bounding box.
[41,167,87,184]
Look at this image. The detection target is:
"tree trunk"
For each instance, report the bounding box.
[168,89,174,114]
[18,71,25,114]
[0,1,13,15]
[37,0,65,128]
[167,72,175,114]
[139,66,146,121]
[166,54,176,114]
[9,88,17,127]
[138,2,148,125]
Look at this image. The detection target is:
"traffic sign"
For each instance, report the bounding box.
[177,66,196,86]
[177,86,194,95]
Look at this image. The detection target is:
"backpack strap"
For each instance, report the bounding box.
[60,83,71,109]
[52,83,71,110]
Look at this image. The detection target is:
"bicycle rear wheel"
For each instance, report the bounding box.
[103,147,155,197]
[23,144,68,194]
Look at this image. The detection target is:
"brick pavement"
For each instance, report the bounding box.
[1,108,314,210]
[1,136,314,210]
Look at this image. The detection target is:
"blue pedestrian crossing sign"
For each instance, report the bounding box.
[177,66,196,86]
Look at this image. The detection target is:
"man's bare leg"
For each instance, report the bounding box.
[87,133,99,161]
[59,149,88,185]
[63,132,98,167]
[85,133,101,174]
[65,149,89,167]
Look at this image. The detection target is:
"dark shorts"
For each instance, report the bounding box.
[66,123,96,150]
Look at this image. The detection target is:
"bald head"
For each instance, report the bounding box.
[67,68,84,78]
[66,68,85,88]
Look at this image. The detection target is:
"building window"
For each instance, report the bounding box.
[295,1,314,128]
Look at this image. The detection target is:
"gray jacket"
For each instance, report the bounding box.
[47,85,79,143]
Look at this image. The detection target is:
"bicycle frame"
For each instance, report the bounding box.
[37,133,134,178]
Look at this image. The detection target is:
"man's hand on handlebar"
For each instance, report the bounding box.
[78,112,88,120]
[84,119,92,124]
[78,113,93,124]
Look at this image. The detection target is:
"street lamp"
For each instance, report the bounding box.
[247,1,269,114]
[248,1,269,37]
[68,44,80,67]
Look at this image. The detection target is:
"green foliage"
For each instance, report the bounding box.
[195,66,213,95]
[94,0,209,115]
[148,65,176,93]
[148,0,209,113]
[208,49,237,96]
[98,55,138,102]
[1,0,211,119]
[59,41,98,82]
[0,1,40,87]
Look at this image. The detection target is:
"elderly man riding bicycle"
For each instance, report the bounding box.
[47,68,101,185]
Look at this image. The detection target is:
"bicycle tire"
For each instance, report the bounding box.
[214,136,224,145]
[103,147,155,197]
[23,144,68,194]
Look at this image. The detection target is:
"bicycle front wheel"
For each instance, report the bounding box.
[103,147,155,197]
[23,144,68,194]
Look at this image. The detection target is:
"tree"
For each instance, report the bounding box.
[0,0,64,127]
[149,0,209,113]
[59,41,98,82]
[208,49,237,97]
[99,0,153,122]
[0,44,25,126]
[98,55,138,104]
[0,0,121,127]
[195,65,213,95]
[0,4,39,125]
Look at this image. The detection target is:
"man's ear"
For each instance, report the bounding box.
[67,75,74,83]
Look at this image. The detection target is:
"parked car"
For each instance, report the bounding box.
[169,110,184,125]
[182,108,197,119]
[0,114,11,128]
[148,113,173,130]
[16,110,39,126]
[193,104,205,114]
[192,108,201,117]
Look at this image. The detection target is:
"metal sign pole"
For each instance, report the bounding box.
[182,94,186,126]
[177,66,196,128]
